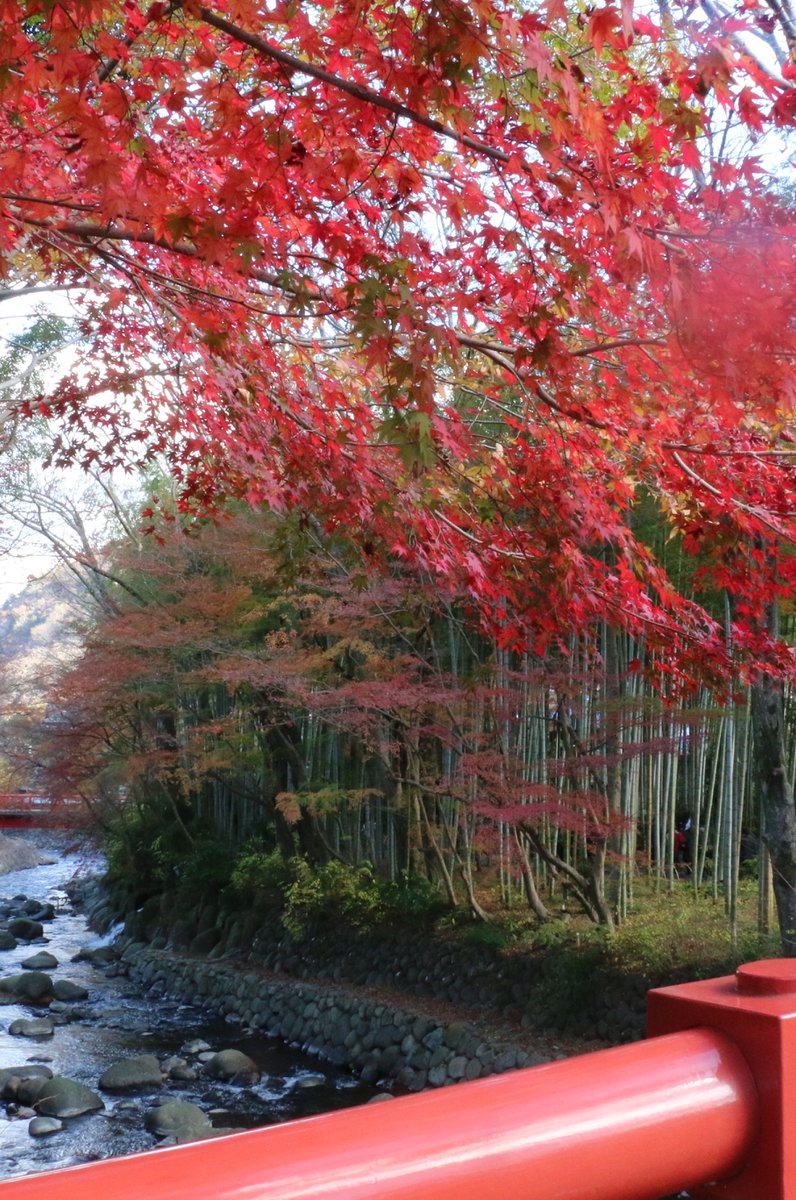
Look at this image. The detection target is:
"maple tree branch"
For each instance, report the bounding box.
[762,0,796,49]
[0,284,74,303]
[0,192,97,213]
[570,336,667,357]
[672,449,796,544]
[457,333,585,452]
[17,214,329,306]
[458,332,667,360]
[23,225,108,293]
[104,243,307,321]
[665,443,796,456]
[194,6,510,167]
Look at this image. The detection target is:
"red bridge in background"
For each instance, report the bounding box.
[0,793,88,828]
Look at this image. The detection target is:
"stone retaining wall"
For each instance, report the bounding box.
[117,908,649,1044]
[119,940,549,1092]
[80,878,650,1048]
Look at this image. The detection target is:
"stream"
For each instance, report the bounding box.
[0,831,382,1182]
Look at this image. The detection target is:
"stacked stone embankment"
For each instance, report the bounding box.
[119,941,547,1091]
[79,878,649,1076]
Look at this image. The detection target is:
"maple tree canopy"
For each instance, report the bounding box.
[1,0,795,682]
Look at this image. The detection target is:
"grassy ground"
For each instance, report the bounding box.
[451,874,780,986]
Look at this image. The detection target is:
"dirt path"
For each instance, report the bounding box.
[237,958,614,1061]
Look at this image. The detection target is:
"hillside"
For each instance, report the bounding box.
[0,566,84,706]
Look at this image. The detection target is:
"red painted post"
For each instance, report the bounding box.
[0,1027,756,1200]
[648,958,796,1200]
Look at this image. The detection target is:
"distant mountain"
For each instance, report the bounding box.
[0,567,85,704]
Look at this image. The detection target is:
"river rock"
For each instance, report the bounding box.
[144,1100,213,1141]
[162,1055,198,1082]
[9,1017,55,1038]
[35,1077,104,1118]
[48,1003,87,1022]
[29,1116,63,1137]
[14,971,54,1004]
[0,1065,53,1101]
[0,973,22,996]
[52,979,89,1002]
[182,1039,211,1055]
[99,1055,163,1091]
[20,951,58,971]
[0,931,17,951]
[161,1055,186,1074]
[0,1064,52,1086]
[293,1073,326,1089]
[203,1049,261,1085]
[16,1075,54,1106]
[8,918,44,942]
[73,946,119,966]
[170,1064,198,1082]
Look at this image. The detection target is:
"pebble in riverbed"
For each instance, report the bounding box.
[52,979,89,1002]
[7,918,44,942]
[2,971,56,1005]
[35,1077,104,1119]
[29,1116,63,1138]
[0,1065,53,1101]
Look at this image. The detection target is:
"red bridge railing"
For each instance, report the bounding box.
[0,793,82,812]
[0,793,86,825]
[0,958,793,1200]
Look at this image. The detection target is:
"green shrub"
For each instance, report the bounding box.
[175,835,237,896]
[378,871,447,926]
[282,859,385,937]
[104,805,187,896]
[104,805,238,903]
[526,939,610,1026]
[462,922,512,950]
[228,848,293,904]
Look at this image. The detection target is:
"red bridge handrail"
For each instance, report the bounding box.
[0,1026,758,1200]
[0,793,82,811]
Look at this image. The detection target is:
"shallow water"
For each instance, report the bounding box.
[0,833,380,1180]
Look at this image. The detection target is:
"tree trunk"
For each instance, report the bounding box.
[750,633,796,955]
[414,794,459,909]
[513,829,552,923]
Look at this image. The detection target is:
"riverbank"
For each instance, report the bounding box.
[79,866,770,1095]
[75,877,647,1088]
[117,940,584,1094]
[0,832,55,874]
[0,844,695,1197]
[0,841,386,1180]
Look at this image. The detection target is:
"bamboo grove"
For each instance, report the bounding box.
[11,502,782,938]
